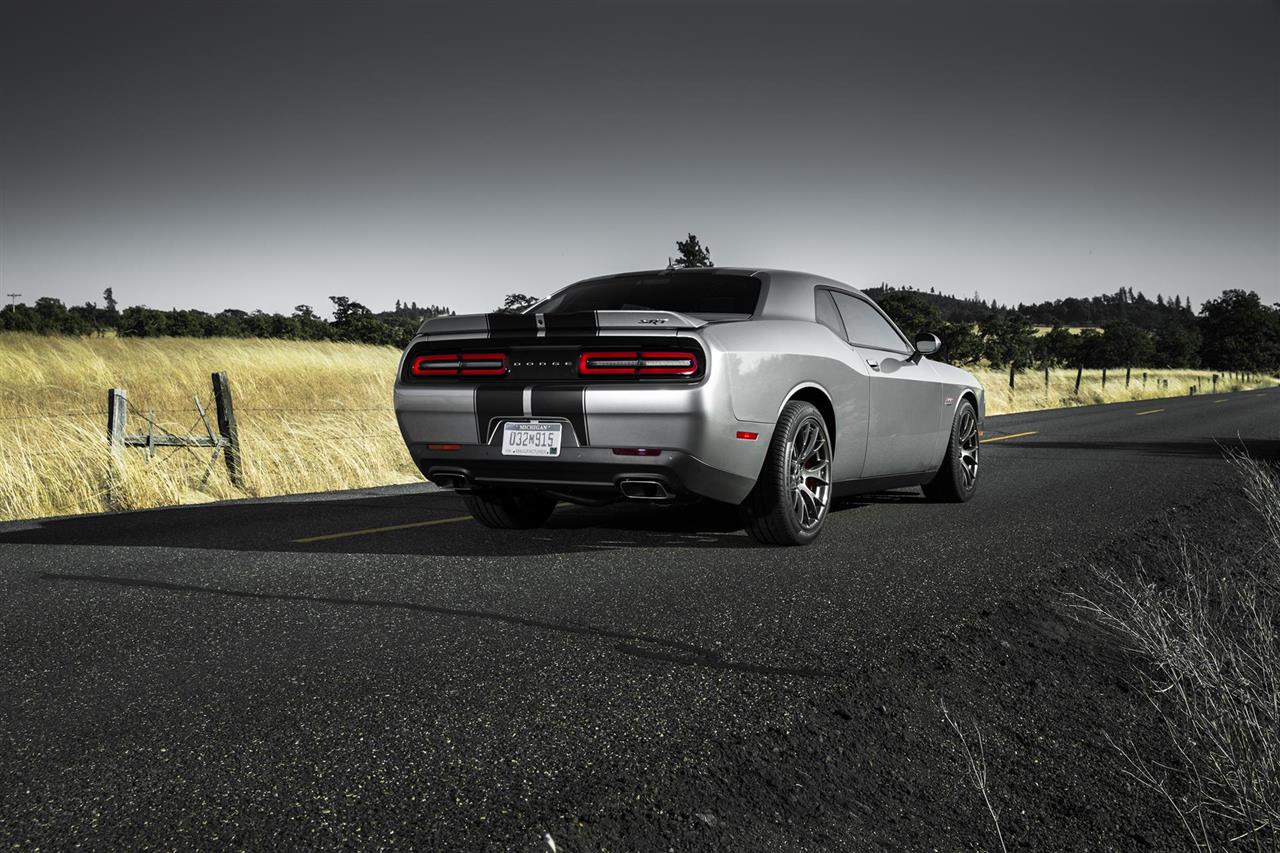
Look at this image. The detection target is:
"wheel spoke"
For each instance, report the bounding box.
[784,415,833,531]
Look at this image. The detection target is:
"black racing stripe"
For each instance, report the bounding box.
[543,311,598,337]
[474,386,527,443]
[486,313,538,338]
[531,385,589,446]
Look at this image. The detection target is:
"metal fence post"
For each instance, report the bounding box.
[1074,365,1083,395]
[211,371,244,489]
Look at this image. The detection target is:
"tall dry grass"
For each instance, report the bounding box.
[1070,455,1280,850]
[0,333,1274,520]
[0,333,417,521]
[977,366,1273,416]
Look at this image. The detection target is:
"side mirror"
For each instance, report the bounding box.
[912,332,942,362]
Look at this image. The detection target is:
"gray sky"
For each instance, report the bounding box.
[2,0,1277,316]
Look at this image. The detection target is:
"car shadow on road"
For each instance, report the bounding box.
[0,487,917,557]
[38,570,840,679]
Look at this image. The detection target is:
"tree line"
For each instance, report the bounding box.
[0,289,453,348]
[2,229,1277,375]
[870,285,1280,374]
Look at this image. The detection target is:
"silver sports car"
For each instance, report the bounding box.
[394,268,984,545]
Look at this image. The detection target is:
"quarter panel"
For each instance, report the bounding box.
[706,320,871,481]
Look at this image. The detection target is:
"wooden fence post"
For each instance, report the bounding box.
[1212,374,1218,393]
[1009,362,1016,390]
[1074,365,1083,395]
[211,371,244,489]
[1102,367,1108,388]
[106,388,127,505]
[1125,366,1131,387]
[1043,364,1049,389]
[1143,371,1148,386]
[107,388,127,458]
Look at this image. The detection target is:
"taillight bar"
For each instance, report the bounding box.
[410,353,508,377]
[578,350,700,376]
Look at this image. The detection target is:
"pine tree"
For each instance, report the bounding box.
[672,233,713,268]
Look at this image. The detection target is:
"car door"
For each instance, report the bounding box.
[828,290,944,477]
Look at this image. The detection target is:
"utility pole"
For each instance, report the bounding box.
[5,293,20,309]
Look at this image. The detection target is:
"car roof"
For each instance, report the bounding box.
[565,267,867,320]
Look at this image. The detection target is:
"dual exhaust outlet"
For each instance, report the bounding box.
[432,472,671,501]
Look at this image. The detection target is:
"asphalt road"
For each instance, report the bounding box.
[2,386,1278,850]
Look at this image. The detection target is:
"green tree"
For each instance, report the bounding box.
[497,293,540,314]
[936,321,984,365]
[1198,289,1280,372]
[1035,325,1077,366]
[979,313,1035,368]
[871,290,944,343]
[1102,320,1156,367]
[1075,328,1108,368]
[672,233,713,268]
[1153,320,1201,368]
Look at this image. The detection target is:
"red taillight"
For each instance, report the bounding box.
[577,350,700,376]
[410,353,508,377]
[427,443,463,451]
[612,448,662,456]
[735,431,759,441]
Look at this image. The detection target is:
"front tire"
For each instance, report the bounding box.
[740,401,833,546]
[922,398,979,502]
[463,488,557,529]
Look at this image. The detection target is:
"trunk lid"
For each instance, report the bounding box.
[416,310,708,341]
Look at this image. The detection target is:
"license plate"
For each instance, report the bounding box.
[501,421,562,457]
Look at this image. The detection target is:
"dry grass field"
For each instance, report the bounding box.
[0,333,416,522]
[974,364,1270,416]
[0,332,1274,521]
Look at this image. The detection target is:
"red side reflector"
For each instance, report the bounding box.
[612,448,661,456]
[427,443,463,451]
[735,431,759,441]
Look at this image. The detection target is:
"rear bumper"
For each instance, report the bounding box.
[407,443,754,503]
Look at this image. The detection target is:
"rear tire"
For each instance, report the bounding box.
[463,489,557,529]
[740,401,833,546]
[922,398,979,502]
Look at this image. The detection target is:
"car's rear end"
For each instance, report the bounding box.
[393,272,774,513]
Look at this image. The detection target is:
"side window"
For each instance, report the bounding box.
[814,288,847,339]
[831,292,909,353]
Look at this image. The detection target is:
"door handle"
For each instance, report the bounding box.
[865,359,880,371]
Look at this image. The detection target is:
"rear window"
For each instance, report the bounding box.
[536,274,762,318]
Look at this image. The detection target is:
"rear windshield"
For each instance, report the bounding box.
[536,274,762,318]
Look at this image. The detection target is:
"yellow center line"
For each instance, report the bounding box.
[293,514,474,542]
[1134,408,1164,416]
[980,430,1038,443]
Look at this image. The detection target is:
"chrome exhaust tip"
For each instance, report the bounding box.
[431,472,470,490]
[618,479,672,500]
